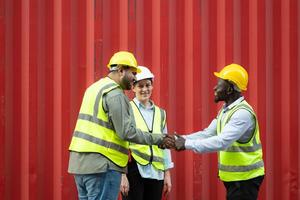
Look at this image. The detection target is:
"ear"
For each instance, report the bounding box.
[118,67,123,73]
[226,85,233,94]
[118,67,125,77]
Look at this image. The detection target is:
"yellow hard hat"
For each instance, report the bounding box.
[107,51,141,73]
[214,63,248,91]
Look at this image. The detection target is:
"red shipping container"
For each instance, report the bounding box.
[0,0,299,199]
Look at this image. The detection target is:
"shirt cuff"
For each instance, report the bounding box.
[184,139,194,150]
[164,162,174,170]
[151,134,164,145]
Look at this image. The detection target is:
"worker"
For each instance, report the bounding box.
[120,66,173,200]
[174,64,265,200]
[68,51,175,200]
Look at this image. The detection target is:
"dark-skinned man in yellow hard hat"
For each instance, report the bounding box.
[175,64,265,200]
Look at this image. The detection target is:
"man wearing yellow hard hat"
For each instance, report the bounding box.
[174,64,265,200]
[68,51,175,200]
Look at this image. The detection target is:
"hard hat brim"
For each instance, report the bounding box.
[132,67,141,73]
[214,72,222,79]
[107,64,141,73]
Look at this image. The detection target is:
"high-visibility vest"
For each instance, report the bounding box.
[69,77,129,167]
[217,100,265,181]
[129,101,165,171]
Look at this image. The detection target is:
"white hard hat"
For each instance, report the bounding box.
[135,66,154,82]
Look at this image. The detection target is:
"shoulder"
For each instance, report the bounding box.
[231,108,254,122]
[103,88,129,110]
[105,87,124,99]
[154,105,166,114]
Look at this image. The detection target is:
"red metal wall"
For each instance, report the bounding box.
[1,0,299,199]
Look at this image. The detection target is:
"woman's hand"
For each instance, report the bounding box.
[120,174,130,196]
[163,170,172,197]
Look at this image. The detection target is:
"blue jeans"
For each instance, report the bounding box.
[74,170,121,200]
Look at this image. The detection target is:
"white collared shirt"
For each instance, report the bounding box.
[132,98,174,180]
[184,97,256,153]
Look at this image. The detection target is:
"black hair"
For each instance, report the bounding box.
[225,80,241,93]
[109,64,131,72]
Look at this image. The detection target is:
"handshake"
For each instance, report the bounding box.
[159,134,186,151]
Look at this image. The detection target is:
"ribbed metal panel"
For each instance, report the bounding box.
[1,0,299,199]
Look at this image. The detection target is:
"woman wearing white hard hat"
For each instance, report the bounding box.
[120,66,173,200]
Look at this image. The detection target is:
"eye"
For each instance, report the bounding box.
[132,72,137,76]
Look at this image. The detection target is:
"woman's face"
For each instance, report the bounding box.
[133,79,153,103]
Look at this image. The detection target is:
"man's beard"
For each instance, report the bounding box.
[121,75,132,90]
[214,91,227,103]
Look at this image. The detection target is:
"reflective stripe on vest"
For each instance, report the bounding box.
[73,131,128,155]
[69,77,129,167]
[131,149,164,163]
[129,101,165,170]
[78,113,114,130]
[218,160,264,172]
[224,137,262,152]
[217,100,265,181]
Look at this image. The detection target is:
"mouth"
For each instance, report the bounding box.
[140,92,149,97]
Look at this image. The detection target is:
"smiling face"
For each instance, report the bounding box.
[133,79,153,104]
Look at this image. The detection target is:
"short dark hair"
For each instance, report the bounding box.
[109,64,131,72]
[133,78,153,86]
[226,80,241,92]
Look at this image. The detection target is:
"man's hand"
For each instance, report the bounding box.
[159,134,175,149]
[175,134,186,151]
[120,174,129,196]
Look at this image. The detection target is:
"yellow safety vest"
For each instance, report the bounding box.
[69,77,129,167]
[217,100,265,181]
[129,101,165,171]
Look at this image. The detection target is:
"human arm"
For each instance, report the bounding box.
[120,174,129,196]
[183,119,217,140]
[185,109,255,153]
[162,124,173,195]
[163,170,172,196]
[104,90,164,145]
[162,147,173,196]
[174,119,217,150]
